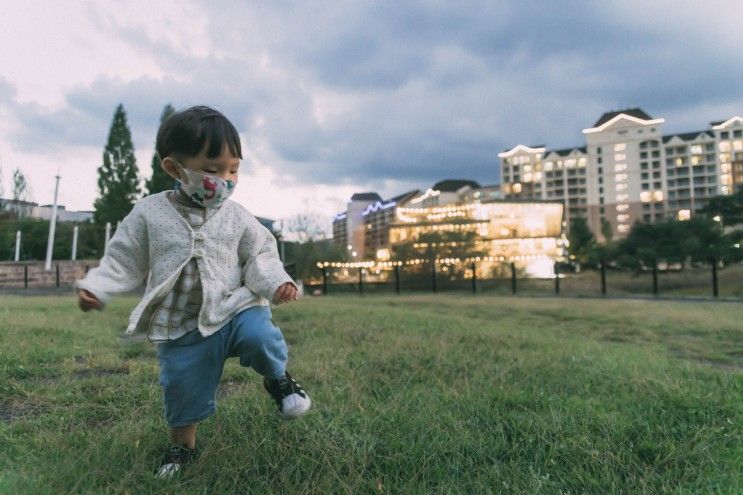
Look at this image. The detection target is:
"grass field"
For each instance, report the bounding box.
[0,294,741,494]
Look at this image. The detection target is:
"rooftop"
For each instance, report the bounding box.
[593,108,654,127]
[350,192,382,202]
[432,179,481,192]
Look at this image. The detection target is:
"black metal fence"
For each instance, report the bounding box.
[306,260,742,300]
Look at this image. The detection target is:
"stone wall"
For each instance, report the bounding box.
[0,260,100,288]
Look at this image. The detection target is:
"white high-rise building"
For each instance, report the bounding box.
[499,109,743,239]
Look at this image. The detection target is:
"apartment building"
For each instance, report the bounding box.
[499,109,743,239]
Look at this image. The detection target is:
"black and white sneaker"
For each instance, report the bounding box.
[155,445,196,479]
[263,371,312,419]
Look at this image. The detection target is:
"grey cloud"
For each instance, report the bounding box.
[4,1,742,191]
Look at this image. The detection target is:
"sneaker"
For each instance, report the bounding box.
[263,371,312,419]
[154,445,196,479]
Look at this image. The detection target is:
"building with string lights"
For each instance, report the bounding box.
[500,109,743,240]
[331,180,563,277]
[385,198,564,278]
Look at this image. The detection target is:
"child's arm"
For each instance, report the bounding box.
[75,206,149,310]
[238,220,297,304]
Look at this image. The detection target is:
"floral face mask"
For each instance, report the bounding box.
[174,163,236,208]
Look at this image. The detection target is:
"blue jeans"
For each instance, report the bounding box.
[156,305,288,427]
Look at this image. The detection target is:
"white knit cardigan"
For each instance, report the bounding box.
[75,191,293,337]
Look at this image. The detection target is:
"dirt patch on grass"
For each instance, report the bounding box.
[0,398,46,422]
[668,347,741,371]
[217,380,251,399]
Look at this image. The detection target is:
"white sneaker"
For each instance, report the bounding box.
[154,445,196,479]
[263,372,312,419]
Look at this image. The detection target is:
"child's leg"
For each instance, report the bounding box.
[171,424,197,449]
[226,305,311,419]
[226,305,288,378]
[156,330,227,442]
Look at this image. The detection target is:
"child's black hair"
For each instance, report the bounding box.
[156,106,242,160]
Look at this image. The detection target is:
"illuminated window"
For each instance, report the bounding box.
[523,165,532,173]
[512,183,522,193]
[534,172,543,181]
[616,193,629,201]
[615,173,628,182]
[615,183,628,192]
[614,143,626,151]
[616,203,630,212]
[721,174,732,186]
[523,173,533,182]
[691,156,700,165]
[721,163,732,173]
[617,214,630,222]
[690,145,703,155]
[734,141,743,151]
[719,142,730,152]
[677,209,691,221]
[544,161,553,171]
[640,191,652,202]
[653,190,664,201]
[614,153,626,161]
[675,157,684,167]
[565,159,576,168]
[617,224,630,233]
[614,163,627,172]
[578,158,587,167]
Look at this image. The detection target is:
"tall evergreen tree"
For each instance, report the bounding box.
[12,168,29,202]
[93,104,141,225]
[144,103,176,195]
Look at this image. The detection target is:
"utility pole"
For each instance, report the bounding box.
[44,171,61,271]
[279,219,286,263]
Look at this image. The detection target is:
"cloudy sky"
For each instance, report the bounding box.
[1,1,741,230]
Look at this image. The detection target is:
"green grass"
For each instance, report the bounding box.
[0,294,741,494]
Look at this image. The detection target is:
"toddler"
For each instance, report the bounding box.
[76,106,311,478]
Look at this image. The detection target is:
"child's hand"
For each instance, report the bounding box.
[272,282,298,305]
[78,289,103,312]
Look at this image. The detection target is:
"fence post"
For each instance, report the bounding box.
[358,268,363,296]
[394,265,400,295]
[85,264,89,274]
[322,268,328,295]
[652,259,658,296]
[15,230,21,262]
[471,262,477,294]
[71,225,79,261]
[56,264,60,288]
[710,257,719,298]
[431,261,437,293]
[24,265,28,289]
[600,259,607,295]
[554,261,560,295]
[510,262,517,295]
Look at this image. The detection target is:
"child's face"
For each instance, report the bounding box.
[162,142,240,184]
